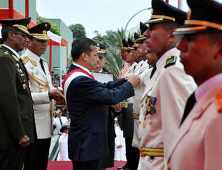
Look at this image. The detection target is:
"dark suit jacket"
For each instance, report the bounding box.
[0,45,36,150]
[118,103,134,138]
[67,64,134,161]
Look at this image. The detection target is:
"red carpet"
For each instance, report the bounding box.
[48,161,126,170]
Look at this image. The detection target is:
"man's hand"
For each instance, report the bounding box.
[19,135,30,147]
[127,75,140,87]
[49,87,65,104]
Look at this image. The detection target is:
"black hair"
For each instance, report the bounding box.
[71,38,97,61]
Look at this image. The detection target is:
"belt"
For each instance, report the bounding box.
[132,112,139,120]
[140,147,164,157]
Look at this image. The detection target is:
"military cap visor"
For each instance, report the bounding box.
[97,48,106,54]
[121,38,135,51]
[148,0,186,26]
[0,17,31,35]
[121,46,135,51]
[133,32,146,44]
[96,43,107,54]
[28,22,51,41]
[134,36,146,43]
[174,0,222,35]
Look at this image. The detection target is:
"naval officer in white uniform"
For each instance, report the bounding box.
[21,22,64,170]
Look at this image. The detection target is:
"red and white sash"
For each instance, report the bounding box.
[62,68,95,100]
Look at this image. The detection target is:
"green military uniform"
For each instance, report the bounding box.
[0,18,36,170]
[0,44,36,146]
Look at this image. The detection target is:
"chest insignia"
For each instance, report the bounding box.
[164,56,177,68]
[145,96,157,115]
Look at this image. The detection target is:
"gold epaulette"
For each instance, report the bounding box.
[20,56,29,64]
[215,89,222,113]
[140,147,164,157]
[21,56,37,66]
[29,73,48,88]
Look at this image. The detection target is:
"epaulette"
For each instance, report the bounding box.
[20,56,30,64]
[164,56,177,68]
[21,56,37,66]
[4,51,9,55]
[215,89,222,113]
[0,48,18,61]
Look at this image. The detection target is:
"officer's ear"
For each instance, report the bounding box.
[80,52,88,62]
[7,31,16,40]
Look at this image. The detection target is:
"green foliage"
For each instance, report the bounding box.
[36,16,60,35]
[93,28,127,78]
[69,24,86,40]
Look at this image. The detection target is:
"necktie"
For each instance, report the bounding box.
[59,117,63,127]
[150,64,157,79]
[40,58,46,74]
[180,92,196,126]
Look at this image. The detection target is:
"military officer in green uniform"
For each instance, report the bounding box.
[0,18,36,170]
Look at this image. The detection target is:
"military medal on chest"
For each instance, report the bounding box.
[143,95,157,127]
[15,62,27,90]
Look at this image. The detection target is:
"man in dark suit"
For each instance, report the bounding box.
[63,38,140,170]
[0,18,36,170]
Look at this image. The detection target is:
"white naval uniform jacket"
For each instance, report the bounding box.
[138,48,197,170]
[21,49,53,139]
[128,60,152,148]
[167,74,222,170]
[120,61,151,147]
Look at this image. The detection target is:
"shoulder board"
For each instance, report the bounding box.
[21,56,37,66]
[0,45,17,58]
[20,56,30,64]
[0,47,9,56]
[215,89,222,113]
[164,56,177,68]
[0,47,18,61]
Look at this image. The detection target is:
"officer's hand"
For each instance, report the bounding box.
[19,135,30,147]
[49,87,60,99]
[50,88,65,101]
[127,75,140,87]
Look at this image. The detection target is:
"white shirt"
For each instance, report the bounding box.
[138,48,197,170]
[57,132,70,161]
[53,116,69,135]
